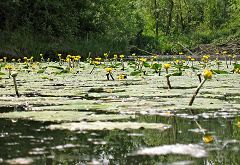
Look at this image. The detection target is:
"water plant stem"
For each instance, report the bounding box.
[166,74,172,89]
[11,72,20,97]
[189,78,206,106]
[90,65,95,74]
[197,73,202,83]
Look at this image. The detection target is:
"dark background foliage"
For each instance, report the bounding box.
[0,0,239,58]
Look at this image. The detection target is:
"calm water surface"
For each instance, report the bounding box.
[0,113,240,164]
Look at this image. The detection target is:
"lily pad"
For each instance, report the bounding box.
[48,121,171,131]
[0,111,134,122]
[134,144,207,158]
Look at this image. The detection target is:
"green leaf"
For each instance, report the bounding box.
[130,71,142,76]
[182,65,190,69]
[143,62,151,67]
[48,66,64,70]
[233,64,240,69]
[174,64,183,69]
[190,66,200,70]
[0,72,5,75]
[170,72,182,76]
[37,69,45,74]
[212,70,229,74]
[151,63,162,70]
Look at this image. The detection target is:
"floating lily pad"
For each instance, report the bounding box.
[48,121,171,131]
[0,111,134,122]
[134,144,208,158]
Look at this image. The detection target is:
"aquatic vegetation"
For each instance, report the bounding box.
[202,134,214,143]
[189,69,213,106]
[48,121,170,131]
[0,51,239,164]
[105,67,114,80]
[11,71,20,97]
[135,144,207,158]
[163,63,171,74]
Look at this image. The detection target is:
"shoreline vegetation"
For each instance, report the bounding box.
[0,0,239,59]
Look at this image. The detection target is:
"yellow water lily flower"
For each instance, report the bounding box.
[237,121,240,128]
[234,68,240,74]
[139,58,147,62]
[104,53,108,57]
[67,55,72,59]
[95,57,101,61]
[163,63,171,70]
[93,61,100,65]
[105,67,113,73]
[202,135,214,143]
[114,54,118,59]
[202,69,212,79]
[175,59,180,64]
[4,64,13,70]
[66,58,71,62]
[119,54,124,58]
[118,74,127,80]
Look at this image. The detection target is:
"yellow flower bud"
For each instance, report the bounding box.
[105,67,113,73]
[202,69,213,79]
[118,74,127,80]
[93,61,100,65]
[95,57,101,61]
[139,58,147,62]
[202,135,214,143]
[163,63,171,70]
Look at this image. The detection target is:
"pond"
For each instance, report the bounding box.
[0,60,240,164]
[0,115,240,164]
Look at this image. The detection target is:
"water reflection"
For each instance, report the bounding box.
[0,115,240,164]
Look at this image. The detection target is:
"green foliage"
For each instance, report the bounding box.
[212,70,229,74]
[130,71,142,76]
[151,63,162,70]
[0,0,239,56]
[233,64,240,69]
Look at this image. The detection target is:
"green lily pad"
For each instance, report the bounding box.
[0,111,134,122]
[48,121,171,131]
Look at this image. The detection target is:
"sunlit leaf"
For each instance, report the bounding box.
[143,62,151,67]
[170,72,182,76]
[212,70,229,74]
[48,66,64,70]
[151,63,162,70]
[233,64,240,69]
[130,71,142,76]
[0,72,5,75]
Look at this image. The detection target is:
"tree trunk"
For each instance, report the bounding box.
[154,0,159,37]
[166,0,174,35]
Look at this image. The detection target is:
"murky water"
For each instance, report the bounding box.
[1,114,240,164]
[0,62,240,164]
